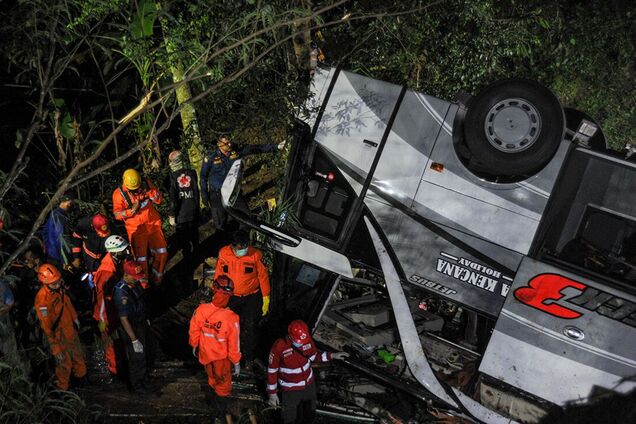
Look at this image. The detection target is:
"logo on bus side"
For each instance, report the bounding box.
[514,273,636,328]
[514,274,585,319]
[435,252,512,297]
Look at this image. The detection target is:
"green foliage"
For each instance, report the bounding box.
[0,361,101,424]
[326,0,636,149]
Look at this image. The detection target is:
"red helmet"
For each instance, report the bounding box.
[123,260,146,280]
[213,275,234,294]
[92,213,111,237]
[37,263,62,285]
[288,320,310,345]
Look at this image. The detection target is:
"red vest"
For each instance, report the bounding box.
[266,336,330,394]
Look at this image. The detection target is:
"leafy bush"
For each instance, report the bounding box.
[0,360,100,424]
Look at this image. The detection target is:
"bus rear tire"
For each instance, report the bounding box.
[463,79,564,177]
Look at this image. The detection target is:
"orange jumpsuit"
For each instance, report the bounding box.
[189,303,241,396]
[112,179,167,284]
[215,246,271,297]
[34,286,86,390]
[92,253,121,374]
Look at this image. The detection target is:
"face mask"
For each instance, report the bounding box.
[233,247,248,257]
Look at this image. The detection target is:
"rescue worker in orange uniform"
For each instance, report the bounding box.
[189,275,241,423]
[34,264,87,390]
[112,169,167,285]
[215,230,270,368]
[91,235,131,376]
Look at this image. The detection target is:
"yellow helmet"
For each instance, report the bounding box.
[123,169,141,190]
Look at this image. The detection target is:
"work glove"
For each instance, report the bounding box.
[233,363,241,376]
[72,258,81,269]
[261,295,270,316]
[331,351,349,360]
[98,320,108,333]
[132,339,144,353]
[168,216,176,226]
[268,393,280,407]
[54,352,66,364]
[192,347,198,359]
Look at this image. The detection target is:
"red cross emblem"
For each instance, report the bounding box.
[177,174,191,188]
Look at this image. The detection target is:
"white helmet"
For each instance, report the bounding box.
[104,235,129,253]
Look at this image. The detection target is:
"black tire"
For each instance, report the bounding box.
[463,79,564,177]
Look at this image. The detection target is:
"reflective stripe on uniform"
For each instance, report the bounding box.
[279,379,306,388]
[279,362,311,375]
[150,247,167,254]
[99,299,105,321]
[321,352,328,362]
[309,353,317,362]
[137,256,147,262]
[267,367,279,373]
[267,383,278,391]
[202,332,226,342]
[83,242,101,259]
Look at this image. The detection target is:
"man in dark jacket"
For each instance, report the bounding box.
[200,135,282,229]
[71,213,111,273]
[166,150,200,259]
[41,192,75,270]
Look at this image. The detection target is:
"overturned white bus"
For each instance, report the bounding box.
[222,67,636,423]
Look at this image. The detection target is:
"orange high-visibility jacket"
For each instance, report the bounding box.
[215,246,271,297]
[34,287,79,355]
[92,253,120,325]
[189,303,241,365]
[112,179,162,229]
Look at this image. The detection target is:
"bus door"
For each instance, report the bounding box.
[297,69,406,247]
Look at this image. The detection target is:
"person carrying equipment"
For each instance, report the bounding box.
[112,169,167,285]
[267,319,348,424]
[215,230,270,369]
[92,234,131,376]
[189,275,241,423]
[71,213,111,273]
[34,263,87,390]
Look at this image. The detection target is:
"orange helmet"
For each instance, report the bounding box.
[288,320,310,345]
[38,263,62,285]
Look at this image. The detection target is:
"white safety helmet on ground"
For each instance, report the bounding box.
[104,235,129,253]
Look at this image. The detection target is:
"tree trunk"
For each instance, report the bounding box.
[291,0,313,71]
[158,3,205,179]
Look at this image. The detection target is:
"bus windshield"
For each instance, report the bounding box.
[539,149,636,288]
